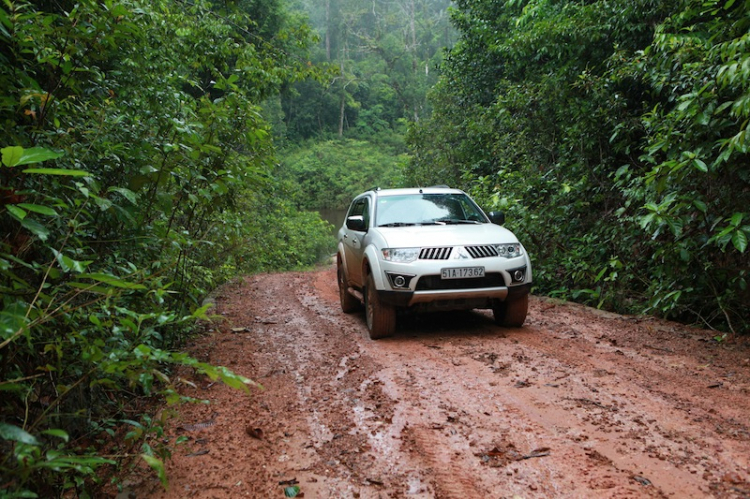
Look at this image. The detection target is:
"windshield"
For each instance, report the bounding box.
[375,193,488,227]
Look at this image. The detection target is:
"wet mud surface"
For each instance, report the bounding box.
[123,265,750,498]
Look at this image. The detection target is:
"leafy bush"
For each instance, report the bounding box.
[407,0,749,334]
[0,0,328,496]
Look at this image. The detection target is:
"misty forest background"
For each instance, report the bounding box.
[1,0,749,496]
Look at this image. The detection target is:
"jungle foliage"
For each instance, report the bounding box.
[407,0,750,335]
[279,139,409,210]
[0,0,331,496]
[278,0,455,143]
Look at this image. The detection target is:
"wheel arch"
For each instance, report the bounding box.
[362,245,386,290]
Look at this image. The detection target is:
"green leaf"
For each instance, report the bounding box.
[1,146,64,167]
[693,200,707,213]
[730,212,744,227]
[21,218,50,241]
[52,249,93,273]
[733,230,748,252]
[0,423,39,445]
[284,485,301,497]
[1,146,23,167]
[42,429,70,442]
[692,158,708,172]
[68,282,116,295]
[18,203,58,216]
[108,186,138,205]
[141,454,168,489]
[22,168,89,176]
[78,273,147,290]
[0,302,30,339]
[191,302,214,320]
[6,205,27,220]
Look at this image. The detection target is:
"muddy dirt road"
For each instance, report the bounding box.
[124,265,750,498]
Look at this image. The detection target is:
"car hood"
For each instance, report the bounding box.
[373,224,519,248]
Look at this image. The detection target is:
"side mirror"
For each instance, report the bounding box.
[488,211,505,226]
[346,215,366,231]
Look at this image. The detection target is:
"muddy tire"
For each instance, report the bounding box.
[364,272,396,339]
[493,293,529,327]
[338,263,360,313]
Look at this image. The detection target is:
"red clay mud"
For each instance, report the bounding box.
[120,264,750,498]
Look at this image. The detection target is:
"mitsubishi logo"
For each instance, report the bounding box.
[452,246,471,260]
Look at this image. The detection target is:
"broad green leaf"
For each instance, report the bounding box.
[730,212,744,227]
[21,218,50,241]
[733,230,748,252]
[108,186,138,204]
[6,205,27,220]
[1,146,23,167]
[0,383,25,392]
[42,429,70,442]
[18,203,58,216]
[51,249,93,273]
[693,200,707,213]
[0,302,29,339]
[0,423,39,445]
[0,7,11,33]
[692,158,708,172]
[191,302,214,320]
[2,146,63,167]
[23,168,89,176]
[141,454,168,489]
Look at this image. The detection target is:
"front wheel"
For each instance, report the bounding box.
[364,272,396,339]
[493,294,529,327]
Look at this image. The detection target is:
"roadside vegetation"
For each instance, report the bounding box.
[0,0,329,496]
[408,0,750,337]
[1,0,749,496]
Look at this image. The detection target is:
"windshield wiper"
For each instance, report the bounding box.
[378,222,417,227]
[434,219,481,225]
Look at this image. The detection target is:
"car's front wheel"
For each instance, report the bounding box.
[338,262,361,313]
[364,272,396,339]
[493,294,529,327]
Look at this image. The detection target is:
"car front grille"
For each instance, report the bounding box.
[416,273,506,291]
[465,245,499,258]
[419,245,500,260]
[419,247,452,260]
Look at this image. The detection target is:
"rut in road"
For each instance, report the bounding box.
[122,267,750,499]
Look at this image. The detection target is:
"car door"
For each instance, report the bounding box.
[341,196,370,287]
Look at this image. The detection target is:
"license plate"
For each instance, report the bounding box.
[441,267,485,279]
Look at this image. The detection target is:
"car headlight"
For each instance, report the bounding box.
[382,248,420,263]
[493,243,523,258]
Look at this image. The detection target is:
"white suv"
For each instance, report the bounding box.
[336,187,532,339]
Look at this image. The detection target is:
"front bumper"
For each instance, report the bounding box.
[379,282,532,308]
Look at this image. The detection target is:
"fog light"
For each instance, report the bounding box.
[513,270,525,282]
[386,272,415,289]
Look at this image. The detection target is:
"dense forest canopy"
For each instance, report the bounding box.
[1,0,749,495]
[408,0,750,336]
